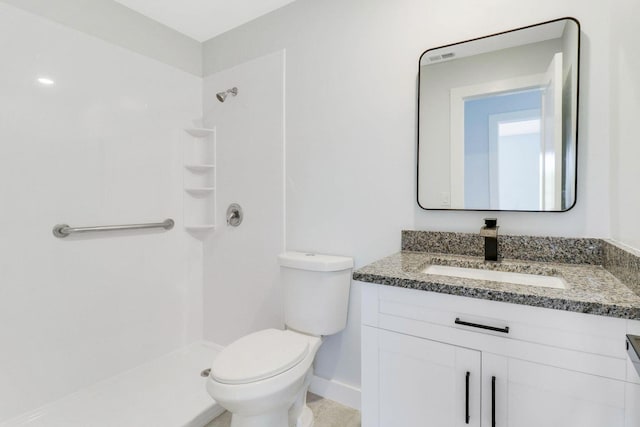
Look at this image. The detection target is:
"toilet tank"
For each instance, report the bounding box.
[278,252,353,336]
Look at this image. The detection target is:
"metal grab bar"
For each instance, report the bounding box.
[53,219,174,238]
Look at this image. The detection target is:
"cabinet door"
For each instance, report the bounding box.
[362,326,481,427]
[483,354,626,427]
[626,382,640,427]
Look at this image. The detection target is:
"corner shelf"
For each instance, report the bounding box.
[183,123,216,233]
[185,187,215,195]
[185,225,216,232]
[184,128,215,138]
[185,164,215,172]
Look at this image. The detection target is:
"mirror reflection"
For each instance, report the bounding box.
[418,18,580,211]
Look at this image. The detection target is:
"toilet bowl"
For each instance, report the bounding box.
[207,329,321,427]
[206,252,353,427]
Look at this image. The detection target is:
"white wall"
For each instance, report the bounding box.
[0,4,202,421]
[202,52,286,346]
[202,0,616,392]
[610,0,640,251]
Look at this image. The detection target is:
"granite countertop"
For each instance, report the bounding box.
[353,250,640,320]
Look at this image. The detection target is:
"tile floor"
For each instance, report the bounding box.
[205,393,361,427]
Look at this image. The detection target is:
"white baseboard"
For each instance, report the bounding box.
[309,375,361,410]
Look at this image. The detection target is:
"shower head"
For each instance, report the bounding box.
[216,87,238,102]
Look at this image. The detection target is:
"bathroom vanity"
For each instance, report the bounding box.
[356,231,640,427]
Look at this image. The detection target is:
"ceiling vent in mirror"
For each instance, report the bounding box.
[428,53,455,62]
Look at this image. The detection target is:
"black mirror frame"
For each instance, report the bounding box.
[416,17,581,213]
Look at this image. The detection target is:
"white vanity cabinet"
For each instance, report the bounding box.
[363,326,481,427]
[483,354,625,427]
[361,283,639,427]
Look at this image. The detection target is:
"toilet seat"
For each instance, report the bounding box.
[211,329,310,385]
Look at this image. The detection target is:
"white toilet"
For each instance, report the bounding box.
[206,252,353,427]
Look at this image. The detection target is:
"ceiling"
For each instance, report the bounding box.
[113,0,298,42]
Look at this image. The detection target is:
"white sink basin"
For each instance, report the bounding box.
[422,264,567,289]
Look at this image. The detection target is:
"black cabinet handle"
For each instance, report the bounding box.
[455,318,510,334]
[492,376,496,427]
[465,371,470,424]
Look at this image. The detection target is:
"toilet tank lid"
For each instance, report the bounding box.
[278,252,353,271]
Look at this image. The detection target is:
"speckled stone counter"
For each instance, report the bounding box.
[603,240,640,297]
[354,231,640,320]
[401,230,604,264]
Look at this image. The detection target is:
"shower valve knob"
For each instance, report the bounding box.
[226,203,243,227]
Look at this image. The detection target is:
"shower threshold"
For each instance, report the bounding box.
[0,342,223,427]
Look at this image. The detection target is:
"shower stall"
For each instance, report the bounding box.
[0,3,286,425]
[0,3,223,426]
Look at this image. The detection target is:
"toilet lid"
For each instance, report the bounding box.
[211,329,310,385]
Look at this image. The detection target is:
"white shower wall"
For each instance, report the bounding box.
[0,4,202,421]
[202,51,286,346]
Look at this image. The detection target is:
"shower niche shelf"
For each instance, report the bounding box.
[184,225,216,231]
[183,126,216,233]
[185,187,215,195]
[184,128,215,138]
[184,164,215,172]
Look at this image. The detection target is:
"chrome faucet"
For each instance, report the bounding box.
[480,218,499,262]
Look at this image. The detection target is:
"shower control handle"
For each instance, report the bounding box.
[226,203,243,227]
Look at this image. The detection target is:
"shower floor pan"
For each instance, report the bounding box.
[0,342,223,427]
